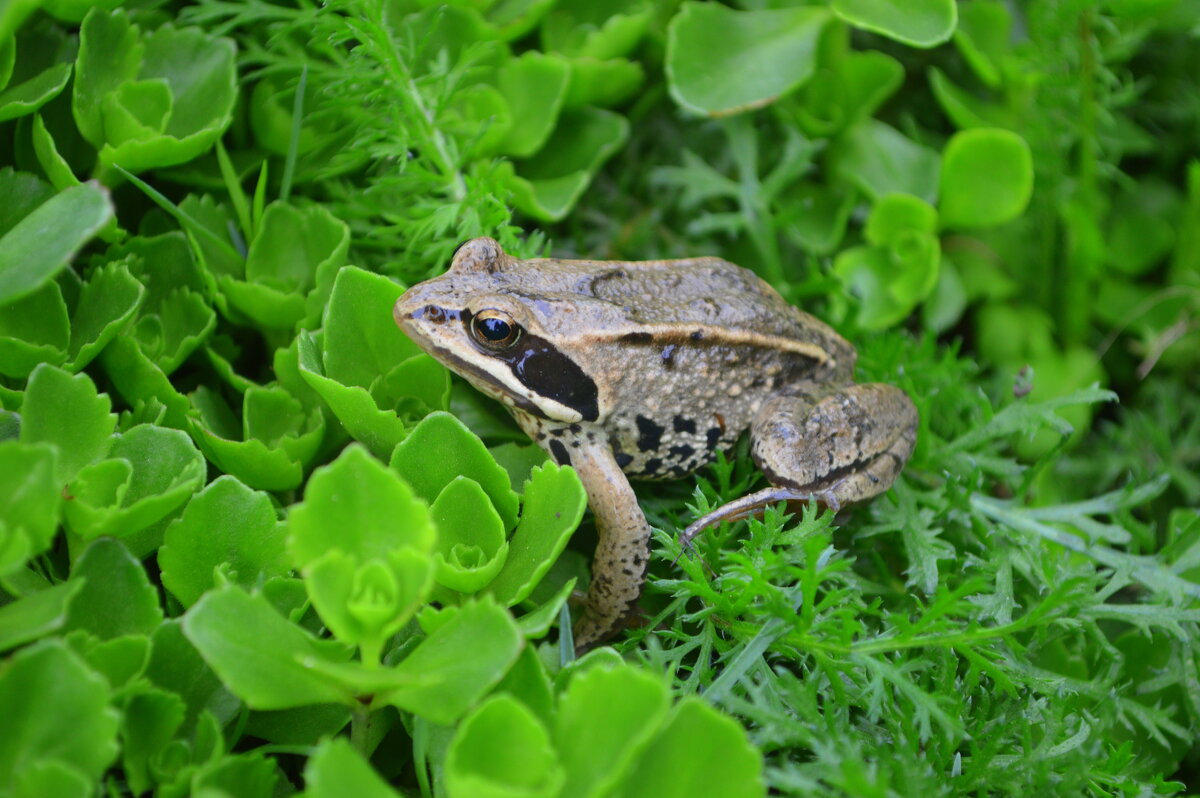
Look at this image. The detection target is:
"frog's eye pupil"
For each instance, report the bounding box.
[479,317,511,341]
[471,311,520,348]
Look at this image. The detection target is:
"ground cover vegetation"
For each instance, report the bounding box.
[1,0,1198,795]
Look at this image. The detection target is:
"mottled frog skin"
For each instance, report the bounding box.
[394,238,917,650]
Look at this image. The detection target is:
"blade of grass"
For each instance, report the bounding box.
[280,64,308,202]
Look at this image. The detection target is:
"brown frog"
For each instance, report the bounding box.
[394,238,917,650]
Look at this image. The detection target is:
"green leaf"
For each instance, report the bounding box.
[74,8,238,175]
[939,128,1033,229]
[390,411,520,531]
[832,0,956,48]
[446,695,563,798]
[563,57,644,109]
[432,477,509,594]
[31,113,83,192]
[795,51,904,137]
[79,634,152,688]
[487,462,587,607]
[120,686,185,795]
[189,384,325,491]
[0,61,70,122]
[0,182,113,304]
[0,441,60,577]
[829,120,940,203]
[304,738,401,798]
[865,193,939,247]
[323,266,419,389]
[65,424,206,541]
[182,584,356,710]
[0,640,120,793]
[297,331,410,459]
[386,598,524,725]
[289,444,437,567]
[219,201,349,331]
[0,282,69,378]
[0,580,82,653]
[508,107,630,222]
[620,698,764,798]
[145,620,239,732]
[666,3,828,116]
[65,538,163,639]
[159,476,290,607]
[20,363,115,483]
[541,0,651,59]
[494,52,570,158]
[67,259,145,370]
[304,548,433,652]
[555,664,671,798]
[952,1,1011,88]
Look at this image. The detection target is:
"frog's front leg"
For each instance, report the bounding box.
[681,383,917,546]
[523,424,651,652]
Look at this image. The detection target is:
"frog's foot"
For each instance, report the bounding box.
[750,382,917,505]
[680,384,917,552]
[678,484,840,550]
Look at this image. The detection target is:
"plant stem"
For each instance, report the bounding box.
[351,704,373,756]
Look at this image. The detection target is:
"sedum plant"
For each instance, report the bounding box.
[1,0,1198,795]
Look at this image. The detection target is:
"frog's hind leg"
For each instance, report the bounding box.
[680,383,917,547]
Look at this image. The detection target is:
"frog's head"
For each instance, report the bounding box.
[394,238,600,424]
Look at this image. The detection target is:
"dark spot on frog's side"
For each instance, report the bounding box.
[672,416,696,434]
[615,452,633,469]
[661,344,677,369]
[706,427,722,450]
[635,415,664,452]
[669,444,695,459]
[619,331,653,344]
[549,439,571,466]
[690,330,704,341]
[643,457,663,475]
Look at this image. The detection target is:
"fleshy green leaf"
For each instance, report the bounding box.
[832,0,956,48]
[508,107,630,222]
[0,640,120,793]
[159,476,290,607]
[182,584,356,710]
[297,330,410,459]
[390,411,520,531]
[65,538,163,639]
[487,462,587,607]
[620,698,765,798]
[555,664,671,798]
[386,598,524,725]
[0,282,69,378]
[0,61,70,122]
[0,441,60,577]
[0,580,82,653]
[64,424,206,541]
[432,477,509,594]
[0,182,113,304]
[289,443,436,567]
[666,3,828,116]
[20,363,115,482]
[446,695,563,798]
[939,128,1034,229]
[829,119,940,203]
[67,259,145,370]
[73,8,237,175]
[323,266,419,389]
[304,738,401,798]
[494,52,570,158]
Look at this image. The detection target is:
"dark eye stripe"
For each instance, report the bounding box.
[460,309,598,421]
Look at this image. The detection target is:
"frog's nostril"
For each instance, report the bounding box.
[423,305,445,323]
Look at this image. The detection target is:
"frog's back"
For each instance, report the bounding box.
[522,254,845,351]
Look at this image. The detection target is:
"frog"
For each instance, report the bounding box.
[393,237,918,651]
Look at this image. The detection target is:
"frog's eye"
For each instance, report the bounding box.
[470,309,521,349]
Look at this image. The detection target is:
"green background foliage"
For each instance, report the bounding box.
[1,0,1199,795]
